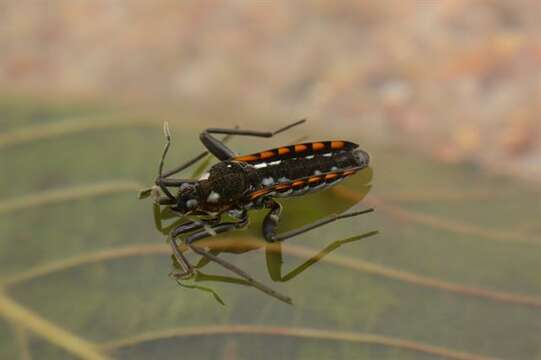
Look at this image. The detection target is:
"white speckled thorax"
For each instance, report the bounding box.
[207,191,221,203]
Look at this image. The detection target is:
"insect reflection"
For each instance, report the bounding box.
[153,203,378,305]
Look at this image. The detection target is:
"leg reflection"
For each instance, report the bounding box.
[265,230,379,282]
[180,230,378,304]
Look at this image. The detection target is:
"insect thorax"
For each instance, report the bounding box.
[197,162,255,209]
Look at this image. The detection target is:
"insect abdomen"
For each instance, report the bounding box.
[256,150,360,184]
[248,149,368,200]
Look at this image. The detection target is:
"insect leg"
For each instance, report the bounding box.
[168,235,193,279]
[141,123,236,201]
[153,203,180,234]
[183,218,292,304]
[168,218,221,278]
[189,243,292,304]
[200,119,306,160]
[158,122,235,178]
[262,199,374,243]
[171,218,221,238]
[156,196,176,205]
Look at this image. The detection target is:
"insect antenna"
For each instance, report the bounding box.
[273,118,306,136]
[158,121,172,178]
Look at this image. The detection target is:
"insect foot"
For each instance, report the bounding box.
[169,270,194,281]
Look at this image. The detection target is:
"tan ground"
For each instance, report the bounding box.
[1,1,540,182]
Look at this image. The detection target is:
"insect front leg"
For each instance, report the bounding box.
[153,203,182,235]
[199,119,306,160]
[150,123,236,201]
[183,218,252,282]
[160,132,237,179]
[168,218,221,279]
[262,199,374,243]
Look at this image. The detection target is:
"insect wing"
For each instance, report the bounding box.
[234,140,358,165]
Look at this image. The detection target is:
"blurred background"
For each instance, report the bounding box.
[2,0,541,181]
[0,1,540,359]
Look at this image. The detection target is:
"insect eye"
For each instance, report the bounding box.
[179,183,191,192]
[179,183,196,194]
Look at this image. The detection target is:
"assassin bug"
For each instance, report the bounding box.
[141,119,373,303]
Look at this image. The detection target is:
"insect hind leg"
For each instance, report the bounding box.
[262,199,374,243]
[200,118,306,161]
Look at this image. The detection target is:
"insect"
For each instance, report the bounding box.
[142,119,373,303]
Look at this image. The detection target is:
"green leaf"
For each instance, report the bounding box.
[1,98,540,360]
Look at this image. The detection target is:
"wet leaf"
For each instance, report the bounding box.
[0,99,540,360]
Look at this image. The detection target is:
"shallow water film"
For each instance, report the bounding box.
[3,1,541,358]
[0,100,540,360]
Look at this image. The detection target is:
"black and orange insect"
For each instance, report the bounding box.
[141,119,373,303]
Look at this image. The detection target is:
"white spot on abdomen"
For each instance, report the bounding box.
[327,178,345,186]
[262,177,275,186]
[292,185,310,196]
[309,182,327,192]
[276,189,293,197]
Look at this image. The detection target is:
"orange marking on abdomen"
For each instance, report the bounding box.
[292,180,305,187]
[312,142,325,151]
[331,141,345,150]
[294,144,308,153]
[259,151,275,160]
[343,170,356,176]
[275,184,290,190]
[325,173,338,181]
[236,155,259,162]
[308,176,322,183]
[278,147,290,155]
[250,189,270,199]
